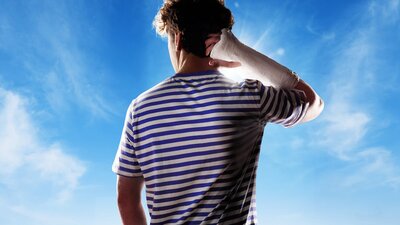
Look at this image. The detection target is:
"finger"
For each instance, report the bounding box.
[207,33,221,38]
[205,36,220,48]
[205,37,220,56]
[206,34,221,40]
[205,33,221,44]
[205,34,221,56]
[205,43,216,56]
[209,59,241,68]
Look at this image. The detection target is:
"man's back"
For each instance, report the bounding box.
[113,70,309,224]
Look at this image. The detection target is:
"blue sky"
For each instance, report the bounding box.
[0,0,399,224]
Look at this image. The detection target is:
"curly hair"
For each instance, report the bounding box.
[153,0,234,57]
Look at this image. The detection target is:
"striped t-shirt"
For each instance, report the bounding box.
[112,70,309,225]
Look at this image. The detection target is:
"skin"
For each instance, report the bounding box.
[167,32,230,74]
[116,30,324,225]
[116,175,147,225]
[205,33,324,123]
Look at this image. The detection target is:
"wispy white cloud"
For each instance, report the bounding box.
[0,89,35,175]
[228,0,400,190]
[235,0,400,189]
[28,145,86,202]
[7,205,56,225]
[252,28,271,51]
[0,87,86,202]
[275,48,285,56]
[318,97,371,161]
[43,45,116,119]
[343,147,400,188]
[314,0,400,188]
[369,0,399,23]
[0,1,116,119]
[38,6,117,119]
[306,19,336,41]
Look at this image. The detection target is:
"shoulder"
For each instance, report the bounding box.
[128,76,176,114]
[240,78,262,88]
[219,74,262,90]
[234,78,267,95]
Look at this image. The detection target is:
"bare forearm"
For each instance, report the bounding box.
[233,41,298,88]
[294,79,324,123]
[210,29,324,122]
[117,175,147,225]
[118,201,147,225]
[210,29,299,88]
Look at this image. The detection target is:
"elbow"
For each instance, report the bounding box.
[313,97,324,118]
[301,95,324,123]
[293,79,324,123]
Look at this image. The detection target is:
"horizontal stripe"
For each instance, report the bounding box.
[136,99,259,118]
[140,82,247,102]
[136,138,237,158]
[145,164,226,182]
[150,212,210,225]
[134,115,250,135]
[137,107,258,127]
[118,157,139,166]
[141,154,232,174]
[140,147,231,167]
[152,203,218,219]
[135,124,236,143]
[153,188,254,224]
[155,181,232,196]
[136,130,237,151]
[116,165,142,175]
[139,87,258,107]
[147,80,241,96]
[136,91,259,112]
[152,167,255,207]
[112,73,307,225]
[146,171,235,189]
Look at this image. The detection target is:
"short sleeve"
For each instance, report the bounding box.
[258,81,309,128]
[112,100,143,177]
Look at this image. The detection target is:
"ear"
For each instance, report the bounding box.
[174,32,183,51]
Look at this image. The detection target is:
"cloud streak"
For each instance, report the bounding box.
[224,0,400,189]
[0,1,116,119]
[314,0,400,188]
[0,87,86,202]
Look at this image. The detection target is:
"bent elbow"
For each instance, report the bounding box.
[318,97,324,115]
[301,96,324,123]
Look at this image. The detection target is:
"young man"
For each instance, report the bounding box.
[112,1,324,224]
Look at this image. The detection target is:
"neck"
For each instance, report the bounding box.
[175,51,217,74]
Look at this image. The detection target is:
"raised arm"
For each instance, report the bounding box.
[293,79,324,123]
[208,29,324,123]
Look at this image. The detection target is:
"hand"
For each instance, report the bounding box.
[209,58,241,68]
[205,32,241,68]
[205,33,221,56]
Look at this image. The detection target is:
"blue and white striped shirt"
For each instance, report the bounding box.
[112,70,309,225]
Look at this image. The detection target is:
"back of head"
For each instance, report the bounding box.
[153,0,234,57]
